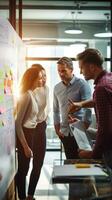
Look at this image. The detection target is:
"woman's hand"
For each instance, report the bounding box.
[24,146,33,158]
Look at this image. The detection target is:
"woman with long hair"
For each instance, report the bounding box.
[15,64,49,200]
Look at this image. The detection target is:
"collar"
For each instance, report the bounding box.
[94,70,107,85]
[62,75,75,86]
[70,75,76,85]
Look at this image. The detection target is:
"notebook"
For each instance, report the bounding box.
[53,164,107,177]
[70,121,92,151]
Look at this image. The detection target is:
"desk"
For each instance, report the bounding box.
[52,159,112,200]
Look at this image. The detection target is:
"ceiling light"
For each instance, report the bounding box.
[64,10,83,35]
[65,26,83,34]
[94,32,112,38]
[70,42,87,48]
[94,13,112,38]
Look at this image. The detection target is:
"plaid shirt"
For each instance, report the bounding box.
[92,70,112,158]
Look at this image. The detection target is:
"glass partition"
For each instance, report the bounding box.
[26,42,111,150]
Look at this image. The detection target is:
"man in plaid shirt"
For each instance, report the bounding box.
[68,48,112,167]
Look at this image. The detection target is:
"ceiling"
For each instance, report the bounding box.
[20,1,111,21]
[0,0,111,44]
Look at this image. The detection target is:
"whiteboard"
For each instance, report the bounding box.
[0,18,26,200]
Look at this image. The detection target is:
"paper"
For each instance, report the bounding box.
[53,164,107,177]
[70,121,92,151]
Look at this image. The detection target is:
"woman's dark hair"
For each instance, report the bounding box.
[20,64,44,94]
[77,48,104,67]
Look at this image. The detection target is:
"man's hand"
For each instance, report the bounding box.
[78,149,93,159]
[54,124,64,138]
[68,114,80,124]
[68,99,82,113]
[56,130,64,138]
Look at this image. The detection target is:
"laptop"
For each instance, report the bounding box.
[70,121,92,151]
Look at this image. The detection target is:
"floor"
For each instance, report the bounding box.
[20,150,112,200]
[26,151,68,200]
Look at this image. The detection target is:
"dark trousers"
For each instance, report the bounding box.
[60,134,78,159]
[15,121,46,199]
[103,150,112,169]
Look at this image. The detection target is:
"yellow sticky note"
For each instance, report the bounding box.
[75,163,91,168]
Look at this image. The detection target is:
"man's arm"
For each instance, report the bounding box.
[81,99,95,108]
[54,124,64,138]
[53,89,64,138]
[68,99,94,113]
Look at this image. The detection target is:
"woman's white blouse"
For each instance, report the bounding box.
[15,86,49,137]
[24,86,49,128]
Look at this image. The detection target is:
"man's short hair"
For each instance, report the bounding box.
[76,48,104,67]
[57,57,73,69]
